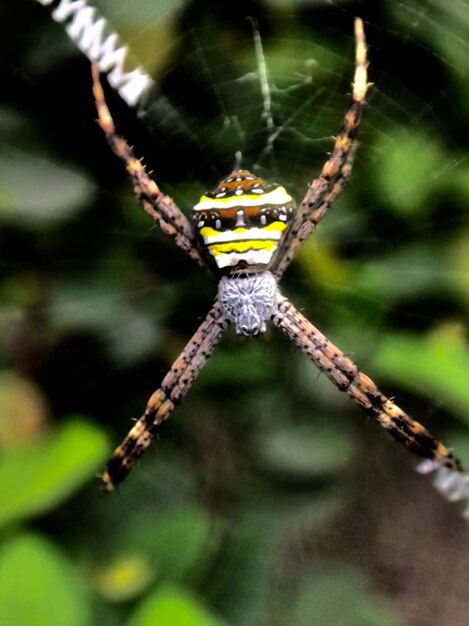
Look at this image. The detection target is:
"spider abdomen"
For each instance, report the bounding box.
[193,169,295,271]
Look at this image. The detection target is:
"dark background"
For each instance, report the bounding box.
[1,1,469,625]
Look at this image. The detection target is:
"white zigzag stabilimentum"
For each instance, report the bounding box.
[35,0,153,106]
[417,459,469,520]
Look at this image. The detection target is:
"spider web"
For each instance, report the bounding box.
[4,0,468,363]
[2,1,469,624]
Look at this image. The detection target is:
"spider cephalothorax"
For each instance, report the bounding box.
[92,19,467,514]
[218,271,278,335]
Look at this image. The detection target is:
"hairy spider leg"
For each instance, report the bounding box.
[92,64,213,275]
[272,18,371,278]
[272,296,463,472]
[102,300,229,491]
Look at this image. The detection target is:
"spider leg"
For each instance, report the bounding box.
[272,295,464,473]
[92,64,215,276]
[102,300,229,491]
[273,18,370,279]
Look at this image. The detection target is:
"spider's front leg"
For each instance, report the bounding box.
[272,296,464,473]
[272,18,371,278]
[102,300,229,491]
[91,65,215,276]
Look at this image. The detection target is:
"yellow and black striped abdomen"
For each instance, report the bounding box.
[192,169,295,271]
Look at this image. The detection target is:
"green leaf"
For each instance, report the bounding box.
[371,330,469,422]
[213,509,278,626]
[95,0,185,22]
[95,506,217,601]
[93,554,154,603]
[374,131,444,217]
[347,243,452,304]
[293,566,400,626]
[0,534,91,626]
[128,584,227,626]
[202,339,276,386]
[130,506,216,582]
[0,418,109,529]
[258,421,356,477]
[0,148,93,226]
[52,271,164,363]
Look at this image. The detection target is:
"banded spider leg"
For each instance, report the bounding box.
[92,65,215,276]
[93,67,229,490]
[272,18,370,279]
[102,300,229,491]
[269,20,469,508]
[272,296,463,473]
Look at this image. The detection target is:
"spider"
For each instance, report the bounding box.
[91,19,464,493]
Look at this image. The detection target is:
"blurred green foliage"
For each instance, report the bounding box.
[293,567,400,626]
[1,0,469,624]
[373,328,469,422]
[0,417,108,530]
[0,534,92,626]
[128,585,228,626]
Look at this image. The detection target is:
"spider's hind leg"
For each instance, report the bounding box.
[102,300,229,491]
[272,296,464,474]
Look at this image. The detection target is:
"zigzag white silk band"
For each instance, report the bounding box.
[416,459,469,520]
[35,0,153,106]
